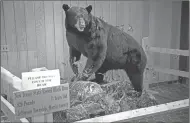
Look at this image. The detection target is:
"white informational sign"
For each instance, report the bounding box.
[21,69,60,90]
[14,83,70,119]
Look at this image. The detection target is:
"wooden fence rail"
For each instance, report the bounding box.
[1,67,29,122]
[1,96,29,123]
[142,37,189,86]
[147,65,189,78]
[149,46,189,56]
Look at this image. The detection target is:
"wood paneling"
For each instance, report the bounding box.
[1,1,182,84]
[179,1,189,83]
[142,1,150,38]
[70,0,78,7]
[24,1,38,71]
[170,1,182,81]
[78,0,87,8]
[1,2,8,70]
[179,1,189,71]
[149,1,183,83]
[34,1,47,68]
[14,1,28,75]
[149,1,170,82]
[3,1,19,77]
[14,1,27,51]
[44,1,56,70]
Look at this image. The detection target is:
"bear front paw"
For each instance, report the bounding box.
[72,73,89,82]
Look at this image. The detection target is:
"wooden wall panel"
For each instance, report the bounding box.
[24,1,38,71]
[34,1,47,68]
[102,1,109,23]
[1,2,8,70]
[24,1,37,51]
[170,1,181,81]
[14,1,28,75]
[3,2,17,52]
[78,0,87,8]
[123,2,130,33]
[3,1,19,77]
[149,1,173,83]
[142,1,150,38]
[179,1,189,75]
[44,1,56,70]
[116,1,125,28]
[94,1,103,18]
[70,0,78,7]
[14,1,27,52]
[109,1,117,26]
[129,1,143,45]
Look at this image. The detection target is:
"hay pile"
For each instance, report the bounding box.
[53,80,158,123]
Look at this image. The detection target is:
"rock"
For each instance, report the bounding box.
[69,81,104,107]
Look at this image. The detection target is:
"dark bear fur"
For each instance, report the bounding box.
[62,4,147,95]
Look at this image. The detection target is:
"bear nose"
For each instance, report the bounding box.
[79,18,85,26]
[80,21,85,26]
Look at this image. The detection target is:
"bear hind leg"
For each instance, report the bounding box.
[124,69,144,96]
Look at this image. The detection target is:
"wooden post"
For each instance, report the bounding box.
[142,37,152,90]
[142,37,149,90]
[142,37,159,88]
[179,1,189,84]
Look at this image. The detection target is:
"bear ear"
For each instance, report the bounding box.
[85,5,92,14]
[62,4,70,12]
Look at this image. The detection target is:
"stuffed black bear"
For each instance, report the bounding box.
[62,4,147,95]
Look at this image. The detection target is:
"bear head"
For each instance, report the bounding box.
[62,4,92,32]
